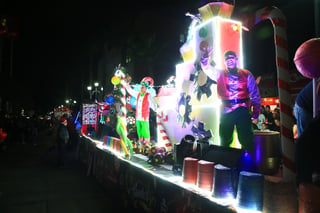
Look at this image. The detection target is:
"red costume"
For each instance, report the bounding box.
[136,92,151,121]
[217,68,260,119]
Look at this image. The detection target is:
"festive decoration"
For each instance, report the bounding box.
[179,13,200,62]
[129,95,137,109]
[54,106,73,119]
[242,6,294,181]
[177,93,192,128]
[111,76,121,85]
[77,3,302,212]
[166,75,176,87]
[82,104,97,125]
[119,75,127,118]
[103,136,121,152]
[127,115,136,125]
[125,95,132,111]
[191,122,212,140]
[294,38,320,79]
[156,110,172,152]
[127,84,140,110]
[113,66,134,155]
[106,95,115,104]
[99,115,106,124]
[198,2,234,21]
[147,146,169,165]
[141,76,154,87]
[95,100,111,125]
[193,69,216,101]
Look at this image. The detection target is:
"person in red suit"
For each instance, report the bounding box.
[200,48,261,153]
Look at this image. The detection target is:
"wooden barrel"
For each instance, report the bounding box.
[253,130,281,175]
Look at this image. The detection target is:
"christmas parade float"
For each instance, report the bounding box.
[53,105,73,120]
[77,2,315,212]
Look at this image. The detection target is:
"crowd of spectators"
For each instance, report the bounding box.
[253,104,281,132]
[0,111,81,154]
[0,112,42,151]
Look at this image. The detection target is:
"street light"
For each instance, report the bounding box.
[100,87,104,100]
[87,86,93,100]
[66,99,77,105]
[94,82,99,100]
[65,99,77,110]
[87,82,103,101]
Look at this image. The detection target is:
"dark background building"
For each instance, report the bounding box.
[0,0,318,115]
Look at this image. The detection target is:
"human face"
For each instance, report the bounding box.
[140,85,147,93]
[224,54,238,70]
[262,123,267,130]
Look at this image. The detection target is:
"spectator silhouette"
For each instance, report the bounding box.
[56,118,70,167]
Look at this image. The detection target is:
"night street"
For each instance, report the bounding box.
[0,126,120,213]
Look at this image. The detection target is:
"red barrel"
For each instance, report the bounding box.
[197,160,215,191]
[182,157,199,185]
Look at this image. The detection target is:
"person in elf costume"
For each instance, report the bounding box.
[125,77,158,145]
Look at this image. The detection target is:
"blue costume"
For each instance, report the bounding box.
[294,81,320,137]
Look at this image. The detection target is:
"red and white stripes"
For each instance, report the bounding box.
[156,111,172,152]
[118,71,127,122]
[242,6,295,181]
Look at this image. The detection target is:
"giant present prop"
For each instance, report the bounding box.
[198,2,234,21]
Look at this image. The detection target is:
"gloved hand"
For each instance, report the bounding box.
[200,46,214,66]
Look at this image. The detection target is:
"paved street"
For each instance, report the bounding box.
[0,127,120,213]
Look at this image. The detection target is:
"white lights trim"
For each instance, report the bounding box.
[81,135,262,213]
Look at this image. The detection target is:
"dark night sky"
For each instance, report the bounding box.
[1,0,317,114]
[2,0,202,113]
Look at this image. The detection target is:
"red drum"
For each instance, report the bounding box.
[182,157,199,185]
[197,160,215,191]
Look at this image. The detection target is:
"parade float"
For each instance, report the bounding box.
[76,2,311,212]
[53,105,73,119]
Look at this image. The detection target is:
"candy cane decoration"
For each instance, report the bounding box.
[156,111,172,152]
[242,6,295,181]
[114,68,133,155]
[119,76,127,119]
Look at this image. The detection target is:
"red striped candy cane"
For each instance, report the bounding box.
[242,6,295,181]
[120,76,127,120]
[156,111,172,152]
[114,69,133,155]
[114,69,127,121]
